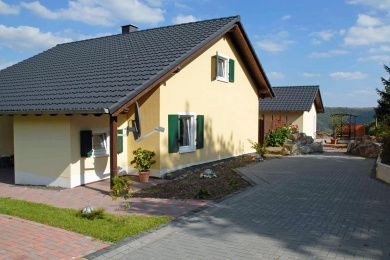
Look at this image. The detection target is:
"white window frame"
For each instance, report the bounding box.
[216,53,229,82]
[178,112,196,153]
[92,132,109,157]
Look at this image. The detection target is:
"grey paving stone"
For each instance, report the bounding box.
[90,153,390,260]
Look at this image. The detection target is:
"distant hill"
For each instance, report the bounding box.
[317,107,375,133]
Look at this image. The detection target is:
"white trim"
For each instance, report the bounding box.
[91,131,110,157]
[216,53,229,82]
[177,112,197,153]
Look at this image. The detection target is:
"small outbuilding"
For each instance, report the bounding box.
[259,85,324,140]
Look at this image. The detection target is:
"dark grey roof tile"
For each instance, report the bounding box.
[260,85,321,112]
[0,16,239,113]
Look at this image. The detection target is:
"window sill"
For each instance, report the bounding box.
[179,147,196,154]
[93,153,109,158]
[216,76,228,83]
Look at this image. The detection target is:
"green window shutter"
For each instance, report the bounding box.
[215,53,219,79]
[196,115,204,149]
[117,129,123,154]
[229,59,235,82]
[80,130,92,157]
[168,115,179,153]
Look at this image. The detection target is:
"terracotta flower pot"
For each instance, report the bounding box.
[139,171,150,183]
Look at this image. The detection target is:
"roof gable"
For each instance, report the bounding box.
[259,85,324,113]
[0,16,273,115]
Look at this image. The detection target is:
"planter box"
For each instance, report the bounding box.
[376,156,390,184]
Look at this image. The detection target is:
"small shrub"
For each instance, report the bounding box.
[196,189,211,199]
[77,207,105,220]
[265,126,292,147]
[111,176,132,208]
[130,148,156,172]
[248,139,267,156]
[382,136,390,165]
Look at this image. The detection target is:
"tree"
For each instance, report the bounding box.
[375,64,390,126]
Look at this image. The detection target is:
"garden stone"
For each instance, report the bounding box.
[288,133,299,142]
[309,142,323,153]
[299,145,312,154]
[82,206,95,214]
[347,140,381,158]
[200,169,217,179]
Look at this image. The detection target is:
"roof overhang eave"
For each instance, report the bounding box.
[0,108,110,115]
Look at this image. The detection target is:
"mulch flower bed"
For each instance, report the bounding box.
[133,155,256,200]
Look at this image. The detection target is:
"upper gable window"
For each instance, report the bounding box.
[216,54,229,82]
[215,53,235,83]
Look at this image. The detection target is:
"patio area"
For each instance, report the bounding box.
[0,173,209,218]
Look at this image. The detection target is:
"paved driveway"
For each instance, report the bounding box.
[90,153,390,260]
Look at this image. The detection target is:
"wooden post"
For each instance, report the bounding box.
[110,116,118,189]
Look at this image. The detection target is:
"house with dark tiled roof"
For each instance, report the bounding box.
[259,86,324,139]
[0,16,274,188]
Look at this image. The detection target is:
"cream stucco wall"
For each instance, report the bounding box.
[11,34,264,185]
[14,115,72,187]
[158,36,259,173]
[126,88,161,175]
[261,112,303,135]
[261,104,318,138]
[302,103,317,138]
[13,114,129,188]
[0,116,13,155]
[69,114,128,187]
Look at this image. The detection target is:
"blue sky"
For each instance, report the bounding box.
[0,0,389,107]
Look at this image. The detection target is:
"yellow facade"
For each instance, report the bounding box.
[262,112,304,134]
[261,103,318,138]
[158,36,258,172]
[13,115,129,187]
[11,33,262,186]
[13,115,72,187]
[0,116,13,155]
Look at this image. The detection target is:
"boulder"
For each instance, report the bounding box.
[347,140,381,158]
[288,133,299,142]
[309,142,324,153]
[299,145,312,154]
[296,133,314,145]
[283,143,299,155]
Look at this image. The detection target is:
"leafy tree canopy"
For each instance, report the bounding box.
[375,64,390,126]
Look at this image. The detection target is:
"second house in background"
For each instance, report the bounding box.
[259,85,324,139]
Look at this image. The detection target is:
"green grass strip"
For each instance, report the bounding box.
[0,197,170,242]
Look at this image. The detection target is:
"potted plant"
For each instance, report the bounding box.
[130,148,156,183]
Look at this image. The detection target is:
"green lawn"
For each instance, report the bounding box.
[0,197,170,242]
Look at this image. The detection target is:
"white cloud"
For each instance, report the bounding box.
[369,45,390,52]
[329,71,368,80]
[344,14,390,46]
[303,72,321,77]
[21,0,164,26]
[256,31,294,53]
[359,54,390,62]
[0,0,19,14]
[309,49,349,58]
[257,40,285,53]
[311,30,335,41]
[21,1,58,19]
[356,14,382,27]
[347,0,390,13]
[0,24,72,50]
[281,15,291,21]
[268,71,285,80]
[172,15,198,24]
